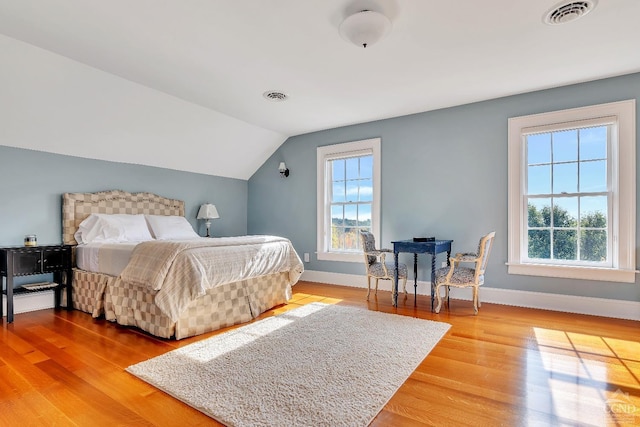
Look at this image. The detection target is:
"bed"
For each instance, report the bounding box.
[62,190,303,339]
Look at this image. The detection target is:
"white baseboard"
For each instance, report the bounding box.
[300,270,640,321]
[2,290,55,317]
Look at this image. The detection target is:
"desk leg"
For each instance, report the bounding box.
[413,253,418,306]
[430,253,436,312]
[446,249,452,307]
[6,253,14,323]
[393,252,399,307]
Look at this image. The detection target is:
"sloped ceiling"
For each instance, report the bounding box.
[1,0,639,180]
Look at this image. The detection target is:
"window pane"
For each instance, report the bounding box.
[360,155,373,179]
[359,179,373,202]
[332,159,345,181]
[344,228,359,250]
[527,133,551,165]
[358,203,371,227]
[554,230,577,260]
[528,165,551,195]
[553,130,578,162]
[345,204,357,225]
[580,196,607,228]
[345,157,359,180]
[580,230,607,262]
[580,126,607,161]
[553,198,578,228]
[331,226,345,251]
[528,198,551,227]
[553,162,577,194]
[332,181,345,203]
[579,160,606,192]
[346,180,358,202]
[528,230,550,259]
[331,205,343,226]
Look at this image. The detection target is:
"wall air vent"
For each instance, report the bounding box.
[263,91,289,101]
[544,1,597,25]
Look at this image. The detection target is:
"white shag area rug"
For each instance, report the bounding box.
[126,303,450,427]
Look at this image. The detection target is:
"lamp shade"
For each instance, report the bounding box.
[339,10,391,48]
[197,204,219,220]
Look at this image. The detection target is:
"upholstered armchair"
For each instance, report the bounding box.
[434,231,495,314]
[360,231,408,301]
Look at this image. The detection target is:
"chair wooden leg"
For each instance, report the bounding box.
[402,277,407,294]
[472,287,479,315]
[366,276,371,300]
[375,278,379,295]
[435,283,443,313]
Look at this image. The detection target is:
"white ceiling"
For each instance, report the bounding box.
[1,0,639,179]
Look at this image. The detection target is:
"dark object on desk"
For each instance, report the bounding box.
[413,237,435,242]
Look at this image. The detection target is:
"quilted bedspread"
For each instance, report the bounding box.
[119,235,303,321]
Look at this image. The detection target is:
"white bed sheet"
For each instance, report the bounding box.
[76,242,139,276]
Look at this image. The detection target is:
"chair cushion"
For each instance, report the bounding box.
[435,266,483,286]
[360,231,378,265]
[369,262,408,279]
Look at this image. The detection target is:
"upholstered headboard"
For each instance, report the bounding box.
[62,190,185,245]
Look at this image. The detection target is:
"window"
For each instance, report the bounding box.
[507,100,636,282]
[317,138,381,262]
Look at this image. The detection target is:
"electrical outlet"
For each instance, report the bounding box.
[441,261,447,268]
[304,253,310,262]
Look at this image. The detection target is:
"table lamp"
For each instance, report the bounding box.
[197,203,219,237]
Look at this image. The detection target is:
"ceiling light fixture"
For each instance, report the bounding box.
[339,9,391,48]
[544,0,598,25]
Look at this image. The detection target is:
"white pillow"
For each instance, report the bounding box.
[75,214,122,244]
[145,215,200,240]
[115,214,154,241]
[75,214,153,244]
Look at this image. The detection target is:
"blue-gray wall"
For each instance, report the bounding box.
[0,146,247,246]
[248,72,640,303]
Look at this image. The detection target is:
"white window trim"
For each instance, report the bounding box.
[507,100,636,283]
[316,138,381,263]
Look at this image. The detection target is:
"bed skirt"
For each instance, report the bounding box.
[71,269,293,339]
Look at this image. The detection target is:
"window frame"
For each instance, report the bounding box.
[507,100,636,283]
[316,138,381,263]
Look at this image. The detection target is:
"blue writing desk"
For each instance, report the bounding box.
[391,239,453,310]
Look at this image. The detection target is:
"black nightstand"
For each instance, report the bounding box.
[0,244,73,323]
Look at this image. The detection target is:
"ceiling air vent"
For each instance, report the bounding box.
[263,91,289,101]
[544,1,597,24]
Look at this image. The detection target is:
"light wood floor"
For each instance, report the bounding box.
[1,281,638,426]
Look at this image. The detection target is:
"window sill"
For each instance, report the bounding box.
[316,252,362,263]
[507,262,637,283]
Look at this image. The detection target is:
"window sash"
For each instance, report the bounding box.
[523,124,612,267]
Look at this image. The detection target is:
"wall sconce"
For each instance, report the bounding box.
[196,203,219,237]
[278,162,290,178]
